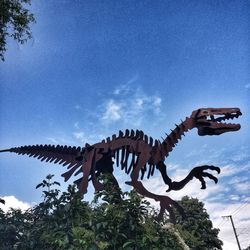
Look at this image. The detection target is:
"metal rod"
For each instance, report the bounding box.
[222,215,241,250]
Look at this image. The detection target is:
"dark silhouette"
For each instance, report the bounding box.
[0,107,242,221]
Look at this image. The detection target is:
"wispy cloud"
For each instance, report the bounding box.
[46,137,59,144]
[113,74,139,95]
[46,133,77,146]
[234,182,250,192]
[101,81,162,126]
[101,100,122,121]
[73,131,85,141]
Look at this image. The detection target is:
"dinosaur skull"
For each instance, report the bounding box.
[192,108,242,136]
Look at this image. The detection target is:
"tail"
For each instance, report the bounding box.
[0,149,13,153]
[0,145,86,183]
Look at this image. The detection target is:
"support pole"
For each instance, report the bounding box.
[222,215,241,250]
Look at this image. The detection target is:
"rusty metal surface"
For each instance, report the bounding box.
[0,107,242,221]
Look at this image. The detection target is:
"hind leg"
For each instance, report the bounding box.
[127,156,184,222]
[127,179,184,222]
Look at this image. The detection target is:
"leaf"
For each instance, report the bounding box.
[35,183,44,189]
[122,241,134,248]
[46,174,54,180]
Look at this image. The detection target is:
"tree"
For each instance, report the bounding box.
[0,175,223,249]
[0,174,183,249]
[0,0,35,61]
[175,196,223,250]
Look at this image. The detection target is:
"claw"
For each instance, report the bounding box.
[158,196,185,223]
[201,165,220,174]
[202,172,218,184]
[158,201,176,223]
[166,184,172,192]
[210,166,220,174]
[197,176,206,189]
[192,165,220,189]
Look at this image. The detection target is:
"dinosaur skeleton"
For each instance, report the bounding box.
[0,108,242,221]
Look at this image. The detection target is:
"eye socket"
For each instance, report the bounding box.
[202,111,208,114]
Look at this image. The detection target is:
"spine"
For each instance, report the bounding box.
[161,117,193,157]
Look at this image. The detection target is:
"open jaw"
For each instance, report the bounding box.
[197,108,242,135]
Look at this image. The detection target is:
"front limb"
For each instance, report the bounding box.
[165,165,220,192]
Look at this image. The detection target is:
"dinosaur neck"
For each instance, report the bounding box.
[161,116,195,158]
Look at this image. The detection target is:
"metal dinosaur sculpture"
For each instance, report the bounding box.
[0,107,242,221]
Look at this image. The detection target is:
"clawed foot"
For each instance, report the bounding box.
[156,196,185,223]
[191,165,220,189]
[166,165,220,192]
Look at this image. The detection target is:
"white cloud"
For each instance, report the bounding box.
[45,133,77,146]
[113,75,139,95]
[101,82,162,126]
[235,182,250,192]
[153,96,162,107]
[101,100,122,121]
[220,165,240,177]
[229,194,241,201]
[0,196,31,212]
[73,131,86,142]
[127,74,139,85]
[222,163,250,178]
[135,98,144,108]
[114,85,129,95]
[46,137,59,144]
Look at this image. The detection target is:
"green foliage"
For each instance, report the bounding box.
[0,174,223,249]
[0,0,35,61]
[175,196,223,250]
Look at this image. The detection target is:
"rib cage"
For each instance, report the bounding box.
[111,148,155,180]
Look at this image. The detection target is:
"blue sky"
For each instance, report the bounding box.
[0,1,250,248]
